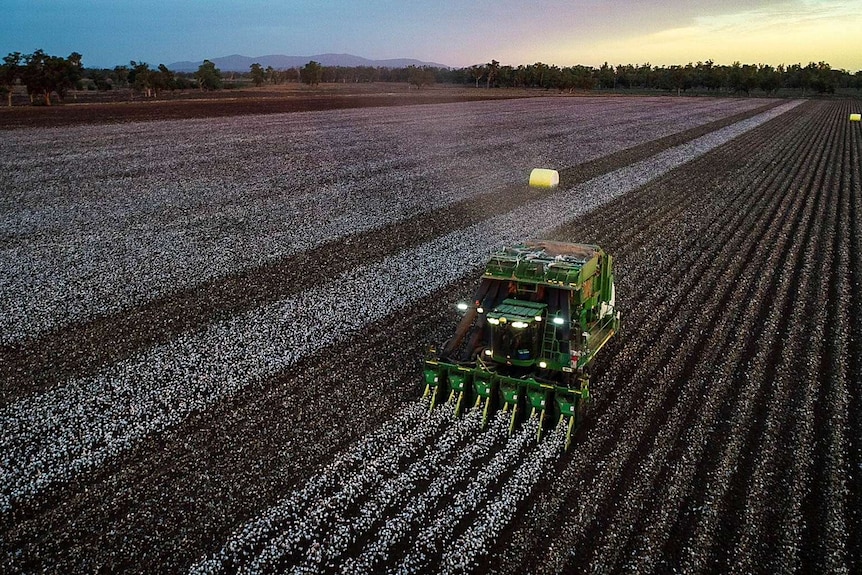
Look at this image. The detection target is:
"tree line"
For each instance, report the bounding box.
[252,58,862,95]
[0,50,225,105]
[2,49,861,106]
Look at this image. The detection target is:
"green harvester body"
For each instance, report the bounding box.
[423,240,620,449]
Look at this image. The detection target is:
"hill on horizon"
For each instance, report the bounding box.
[168,53,450,72]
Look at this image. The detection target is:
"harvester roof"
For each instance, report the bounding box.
[486,298,547,324]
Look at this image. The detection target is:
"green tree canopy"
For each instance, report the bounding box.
[195,59,222,91]
[1,52,22,106]
[250,63,265,87]
[300,60,323,86]
[20,49,83,105]
[407,65,435,89]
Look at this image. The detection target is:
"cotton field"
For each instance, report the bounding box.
[1,96,858,574]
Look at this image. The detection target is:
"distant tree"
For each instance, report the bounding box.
[300,60,323,86]
[614,64,631,89]
[531,62,550,88]
[496,65,513,87]
[407,65,435,89]
[598,62,615,89]
[1,52,22,106]
[112,65,129,88]
[810,61,835,94]
[21,50,51,104]
[195,59,222,90]
[545,65,563,90]
[469,64,485,88]
[250,63,265,87]
[569,65,595,91]
[726,63,759,95]
[21,49,82,105]
[486,59,500,88]
[130,61,154,97]
[659,64,693,95]
[697,60,722,90]
[87,68,112,91]
[157,64,176,92]
[758,64,781,95]
[61,52,84,99]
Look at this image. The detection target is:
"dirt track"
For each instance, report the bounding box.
[0,89,530,130]
[1,98,859,573]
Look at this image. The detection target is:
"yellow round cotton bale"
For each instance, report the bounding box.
[529,168,560,188]
[850,113,861,122]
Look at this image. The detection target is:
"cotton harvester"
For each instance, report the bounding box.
[423,239,620,450]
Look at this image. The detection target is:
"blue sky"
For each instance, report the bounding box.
[3,0,860,70]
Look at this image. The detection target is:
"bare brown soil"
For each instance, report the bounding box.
[0,84,537,130]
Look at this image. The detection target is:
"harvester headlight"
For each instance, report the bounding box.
[539,361,547,369]
[477,307,484,314]
[534,315,542,322]
[553,316,565,325]
[484,349,493,356]
[456,302,468,311]
[511,321,528,329]
[487,317,500,325]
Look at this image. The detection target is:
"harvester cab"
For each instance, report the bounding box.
[424,240,620,449]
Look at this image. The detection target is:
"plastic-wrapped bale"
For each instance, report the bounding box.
[529,168,560,188]
[850,113,861,122]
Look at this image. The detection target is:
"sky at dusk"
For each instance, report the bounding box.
[3,0,861,71]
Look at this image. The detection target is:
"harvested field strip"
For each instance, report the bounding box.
[487,100,857,574]
[0,101,783,406]
[846,99,862,575]
[500,101,814,571]
[794,101,852,573]
[680,100,835,573]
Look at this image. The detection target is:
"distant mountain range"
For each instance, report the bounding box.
[168,53,450,72]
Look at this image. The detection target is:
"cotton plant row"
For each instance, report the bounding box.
[196,413,551,573]
[192,408,493,574]
[236,404,462,575]
[680,114,848,575]
[0,97,774,344]
[281,409,483,574]
[439,425,564,575]
[394,417,541,575]
[728,238,824,574]
[338,412,511,574]
[193,401,440,573]
[0,101,801,518]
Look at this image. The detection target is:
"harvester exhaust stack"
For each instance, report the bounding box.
[423,240,620,450]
